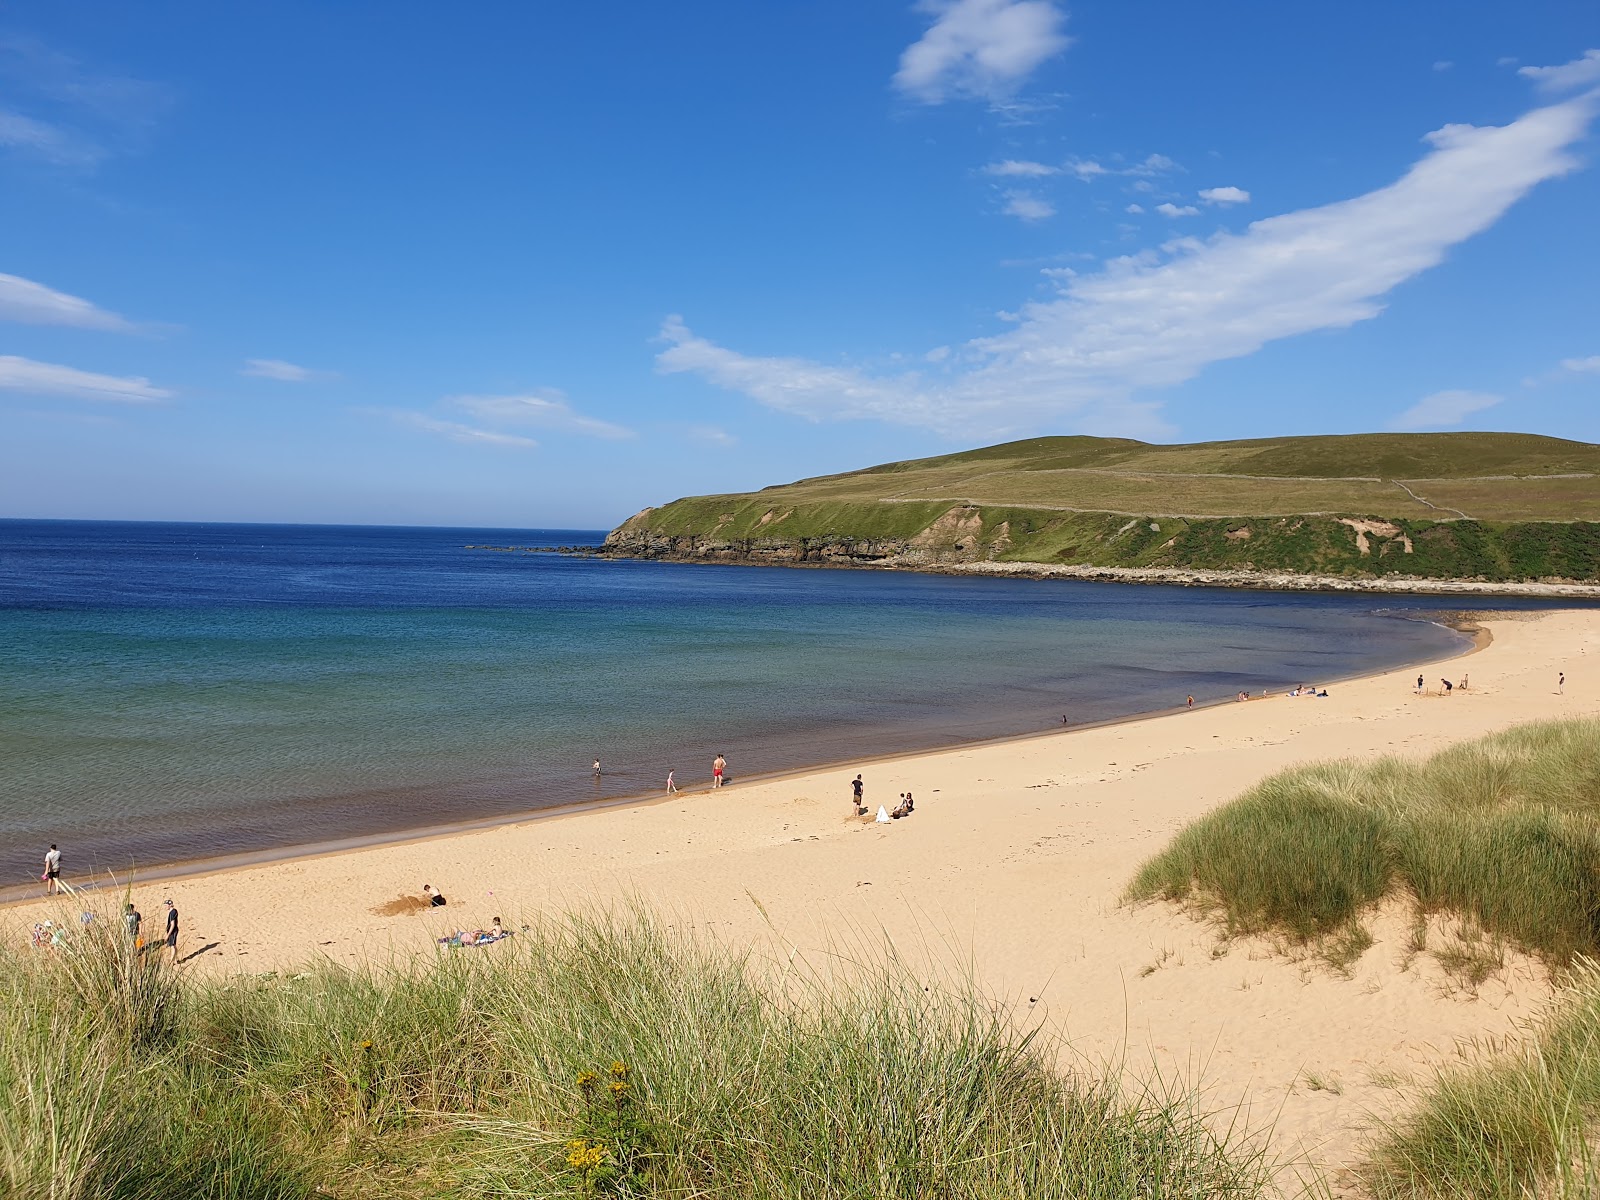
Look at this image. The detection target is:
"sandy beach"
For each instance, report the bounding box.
[11,606,1598,1180]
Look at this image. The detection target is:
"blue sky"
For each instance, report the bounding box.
[2,2,1598,529]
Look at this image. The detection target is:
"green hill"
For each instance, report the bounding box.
[604,433,1600,583]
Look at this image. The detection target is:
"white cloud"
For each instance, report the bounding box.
[1127,153,1177,176]
[1124,203,1144,214]
[387,412,538,448]
[983,158,1056,177]
[1063,158,1107,179]
[0,271,133,330]
[1433,61,1454,72]
[0,109,101,167]
[1155,202,1199,217]
[894,0,1069,104]
[1389,390,1503,430]
[656,93,1596,441]
[1002,190,1055,221]
[449,390,635,439]
[925,345,952,362]
[241,358,333,383]
[687,424,738,448]
[1199,186,1250,205]
[0,354,171,403]
[1560,355,1600,373]
[0,35,173,170]
[1519,49,1600,94]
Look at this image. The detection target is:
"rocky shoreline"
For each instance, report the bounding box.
[596,537,1600,599]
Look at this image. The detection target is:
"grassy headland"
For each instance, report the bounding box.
[604,432,1600,582]
[1127,717,1600,969]
[3,907,1272,1199]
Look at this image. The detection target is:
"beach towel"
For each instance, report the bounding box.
[876,805,891,824]
[436,930,514,949]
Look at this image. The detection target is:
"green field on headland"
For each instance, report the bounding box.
[605,432,1600,582]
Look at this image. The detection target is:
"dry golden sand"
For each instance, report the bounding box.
[11,607,1599,1181]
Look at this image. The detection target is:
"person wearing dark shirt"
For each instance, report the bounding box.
[164,899,180,964]
[851,774,864,815]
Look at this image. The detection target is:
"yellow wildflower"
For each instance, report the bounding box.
[609,1060,628,1079]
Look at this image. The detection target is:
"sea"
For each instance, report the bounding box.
[0,518,1579,889]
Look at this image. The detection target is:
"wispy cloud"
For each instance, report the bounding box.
[1002,190,1055,221]
[0,34,173,170]
[448,390,635,439]
[1389,389,1502,430]
[241,358,335,383]
[374,388,630,450]
[687,424,738,448]
[1519,49,1600,94]
[1560,355,1600,374]
[982,158,1056,177]
[1154,202,1198,217]
[1199,186,1250,205]
[658,93,1597,440]
[0,354,171,403]
[0,271,133,330]
[894,0,1069,104]
[385,412,538,448]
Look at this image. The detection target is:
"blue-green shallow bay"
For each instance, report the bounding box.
[0,519,1579,888]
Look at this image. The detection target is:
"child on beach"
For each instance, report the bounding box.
[666,769,677,794]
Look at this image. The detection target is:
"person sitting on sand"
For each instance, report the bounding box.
[892,792,915,819]
[423,884,447,907]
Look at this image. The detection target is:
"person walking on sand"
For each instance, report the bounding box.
[1559,671,1565,694]
[1416,675,1424,695]
[163,899,179,965]
[42,844,61,896]
[711,754,726,788]
[666,769,677,794]
[851,773,864,815]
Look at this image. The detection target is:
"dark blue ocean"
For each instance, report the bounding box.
[0,519,1572,886]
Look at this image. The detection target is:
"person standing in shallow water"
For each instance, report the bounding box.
[42,844,61,895]
[665,769,677,794]
[712,754,726,788]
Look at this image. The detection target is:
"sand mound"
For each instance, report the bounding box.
[370,894,430,917]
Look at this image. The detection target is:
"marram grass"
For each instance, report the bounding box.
[1128,717,1600,965]
[2,904,1273,1199]
[1360,958,1600,1199]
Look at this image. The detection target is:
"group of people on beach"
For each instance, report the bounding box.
[850,774,916,822]
[594,755,728,794]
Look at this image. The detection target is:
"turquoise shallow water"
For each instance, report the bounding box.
[0,518,1567,887]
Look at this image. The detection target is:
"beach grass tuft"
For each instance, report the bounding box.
[1127,717,1600,972]
[2,904,1274,1199]
[1361,958,1600,1199]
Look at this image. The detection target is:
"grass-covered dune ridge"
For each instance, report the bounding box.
[1363,957,1600,1199]
[1127,717,1600,966]
[2,906,1273,1199]
[605,432,1600,581]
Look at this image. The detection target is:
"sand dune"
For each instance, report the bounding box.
[11,607,1597,1179]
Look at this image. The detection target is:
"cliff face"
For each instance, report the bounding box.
[603,501,1600,585]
